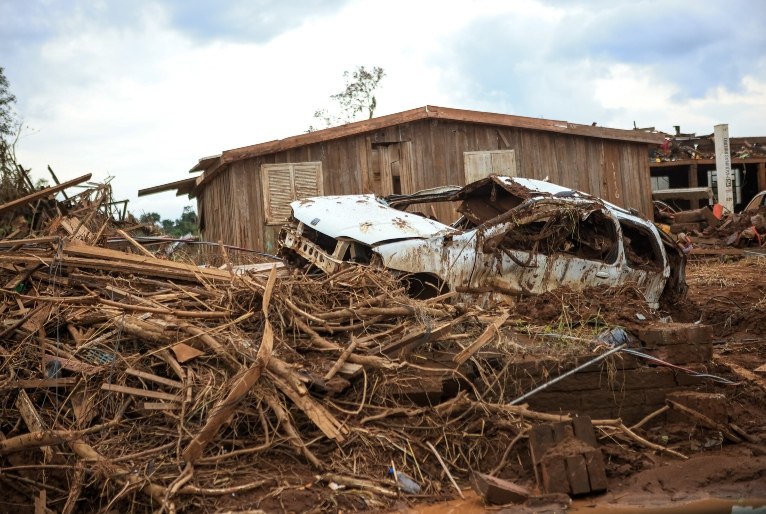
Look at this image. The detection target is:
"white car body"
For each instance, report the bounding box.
[279,176,686,308]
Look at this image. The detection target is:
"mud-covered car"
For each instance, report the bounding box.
[278,176,687,308]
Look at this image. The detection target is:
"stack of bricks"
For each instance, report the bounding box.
[529,416,607,496]
[504,323,715,424]
[634,323,713,365]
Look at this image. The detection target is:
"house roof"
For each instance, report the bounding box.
[137,177,197,198]
[142,105,664,198]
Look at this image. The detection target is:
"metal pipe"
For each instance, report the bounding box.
[509,344,626,405]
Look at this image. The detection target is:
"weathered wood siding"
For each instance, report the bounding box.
[198,119,653,251]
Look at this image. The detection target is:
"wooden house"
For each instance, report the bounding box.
[140,106,663,253]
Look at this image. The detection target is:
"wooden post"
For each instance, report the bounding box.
[713,124,734,212]
[758,161,766,192]
[688,163,698,207]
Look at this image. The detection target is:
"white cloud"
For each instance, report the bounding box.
[7,0,765,224]
[593,63,766,137]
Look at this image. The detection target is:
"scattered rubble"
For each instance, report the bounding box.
[0,168,764,513]
[652,199,766,257]
[650,130,766,163]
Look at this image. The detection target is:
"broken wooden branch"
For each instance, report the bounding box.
[453,312,509,365]
[0,173,92,216]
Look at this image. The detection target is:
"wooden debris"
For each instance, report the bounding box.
[714,357,766,391]
[183,267,277,464]
[470,471,531,505]
[171,343,204,363]
[666,399,742,443]
[0,173,91,216]
[16,390,54,462]
[101,383,181,402]
[454,312,509,364]
[0,171,759,513]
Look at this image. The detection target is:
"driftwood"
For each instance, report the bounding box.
[453,312,509,364]
[0,174,745,513]
[183,267,277,464]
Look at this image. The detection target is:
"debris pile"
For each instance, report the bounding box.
[649,131,766,163]
[654,203,766,255]
[0,175,764,513]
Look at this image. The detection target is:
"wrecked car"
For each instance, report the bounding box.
[743,190,766,213]
[278,176,687,308]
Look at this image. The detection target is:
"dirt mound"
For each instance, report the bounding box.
[512,285,659,329]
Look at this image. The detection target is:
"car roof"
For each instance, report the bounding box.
[290,176,658,246]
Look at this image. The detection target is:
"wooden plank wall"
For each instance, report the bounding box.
[402,119,653,222]
[198,119,653,251]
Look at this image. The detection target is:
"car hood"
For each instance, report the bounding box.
[290,194,456,246]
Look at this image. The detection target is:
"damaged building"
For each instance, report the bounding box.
[649,129,766,210]
[141,105,663,253]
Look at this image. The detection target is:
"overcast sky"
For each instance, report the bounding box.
[2,0,765,220]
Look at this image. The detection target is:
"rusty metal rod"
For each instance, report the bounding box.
[509,344,626,405]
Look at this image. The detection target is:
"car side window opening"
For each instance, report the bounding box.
[496,209,619,264]
[620,220,663,270]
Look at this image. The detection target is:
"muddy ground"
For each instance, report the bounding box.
[1,256,764,514]
[222,257,766,514]
[402,256,766,514]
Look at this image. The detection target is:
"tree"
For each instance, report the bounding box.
[0,67,17,141]
[1,67,21,203]
[139,209,198,237]
[139,212,161,226]
[151,206,199,237]
[310,65,385,130]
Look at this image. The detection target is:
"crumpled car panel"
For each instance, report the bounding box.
[279,176,687,308]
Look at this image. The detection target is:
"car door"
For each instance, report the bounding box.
[543,209,623,293]
[616,217,669,307]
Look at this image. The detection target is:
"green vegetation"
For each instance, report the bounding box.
[140,206,199,237]
[310,65,385,131]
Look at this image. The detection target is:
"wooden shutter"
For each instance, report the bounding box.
[293,163,323,199]
[261,162,323,225]
[464,150,517,184]
[262,164,294,224]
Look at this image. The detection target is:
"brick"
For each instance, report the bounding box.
[566,455,591,495]
[645,343,713,365]
[579,389,642,410]
[575,407,614,422]
[552,421,573,442]
[583,449,608,492]
[546,371,610,392]
[607,353,642,370]
[634,323,712,348]
[666,391,728,424]
[572,415,598,448]
[541,457,569,494]
[527,391,582,413]
[644,387,682,406]
[614,405,664,425]
[619,368,677,390]
[529,424,555,465]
